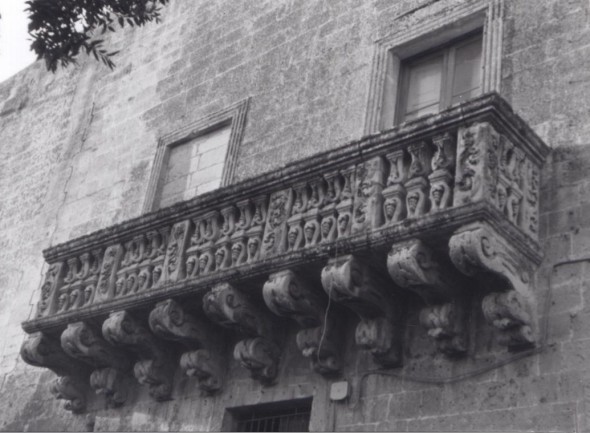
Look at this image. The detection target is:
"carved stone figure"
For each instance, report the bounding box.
[233,337,281,384]
[261,189,293,258]
[419,303,467,355]
[404,177,429,218]
[95,244,124,303]
[36,262,65,318]
[352,157,385,233]
[482,290,534,347]
[164,220,191,282]
[385,150,407,186]
[50,376,86,413]
[180,349,224,393]
[407,141,433,179]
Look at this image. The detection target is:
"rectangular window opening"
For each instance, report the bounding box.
[225,398,312,432]
[396,31,483,124]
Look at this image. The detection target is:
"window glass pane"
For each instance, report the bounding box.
[451,37,482,105]
[404,54,443,121]
[157,125,231,209]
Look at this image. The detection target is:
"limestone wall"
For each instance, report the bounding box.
[1,0,590,431]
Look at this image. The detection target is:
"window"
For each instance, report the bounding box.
[156,124,231,209]
[363,0,504,134]
[224,398,312,432]
[397,33,482,123]
[143,98,249,212]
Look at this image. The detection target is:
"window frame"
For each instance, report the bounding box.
[363,0,505,134]
[143,98,249,212]
[396,31,483,124]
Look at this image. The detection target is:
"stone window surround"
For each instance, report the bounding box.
[364,0,504,135]
[143,98,250,213]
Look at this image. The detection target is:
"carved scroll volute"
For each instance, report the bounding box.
[36,262,65,318]
[203,283,281,383]
[352,157,385,234]
[149,299,225,393]
[164,220,192,283]
[235,199,253,233]
[387,240,461,304]
[453,122,500,206]
[387,239,467,355]
[449,222,537,347]
[321,255,402,366]
[261,189,294,258]
[263,270,324,328]
[21,333,89,413]
[94,244,124,303]
[102,311,174,401]
[61,322,131,407]
[263,270,342,374]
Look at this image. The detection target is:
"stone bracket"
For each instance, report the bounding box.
[102,311,174,401]
[263,269,342,374]
[203,282,281,383]
[449,221,536,347]
[149,299,225,392]
[321,255,402,367]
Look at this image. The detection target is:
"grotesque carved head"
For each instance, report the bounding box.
[231,242,243,261]
[288,226,299,248]
[407,193,419,213]
[384,199,397,219]
[115,277,125,296]
[84,285,94,304]
[152,267,162,285]
[215,248,226,268]
[338,213,349,233]
[431,185,444,205]
[304,221,315,242]
[321,218,333,237]
[186,256,197,276]
[199,254,209,273]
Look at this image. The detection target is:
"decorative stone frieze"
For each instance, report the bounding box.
[203,283,281,383]
[22,95,550,402]
[102,311,175,401]
[61,322,131,406]
[263,270,342,374]
[387,239,467,355]
[149,299,225,393]
[321,255,402,366]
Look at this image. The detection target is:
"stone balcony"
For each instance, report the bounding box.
[20,93,550,412]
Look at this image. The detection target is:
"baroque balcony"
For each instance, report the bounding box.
[21,93,550,412]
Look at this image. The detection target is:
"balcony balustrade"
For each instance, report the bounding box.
[20,93,550,412]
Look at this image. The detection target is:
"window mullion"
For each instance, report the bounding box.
[442,46,455,110]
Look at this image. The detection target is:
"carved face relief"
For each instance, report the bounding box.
[321,218,333,237]
[338,213,349,233]
[115,277,125,296]
[138,271,148,289]
[215,248,225,268]
[186,256,196,276]
[407,193,419,213]
[384,199,397,219]
[432,186,444,205]
[248,238,259,257]
[231,242,243,261]
[125,274,136,294]
[84,285,93,304]
[198,254,209,273]
[58,293,68,311]
[69,290,79,308]
[263,232,275,249]
[497,188,507,211]
[152,267,162,285]
[288,226,299,248]
[304,222,315,242]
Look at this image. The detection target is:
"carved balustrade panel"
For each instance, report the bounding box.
[262,270,342,374]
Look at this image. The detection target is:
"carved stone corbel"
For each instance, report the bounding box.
[50,376,87,414]
[263,270,342,374]
[321,255,402,366]
[60,321,132,406]
[203,283,280,383]
[102,311,174,401]
[387,239,467,355]
[449,222,537,348]
[148,299,225,393]
[21,333,89,412]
